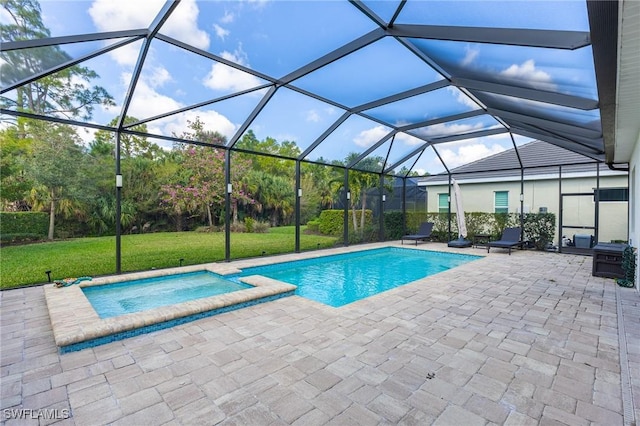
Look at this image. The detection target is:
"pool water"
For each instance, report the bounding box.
[231,247,480,307]
[83,271,251,318]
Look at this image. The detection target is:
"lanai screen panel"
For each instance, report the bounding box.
[0,0,605,175]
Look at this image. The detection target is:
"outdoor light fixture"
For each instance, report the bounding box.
[298,188,302,198]
[447,196,451,203]
[382,195,386,202]
[520,193,524,202]
[346,191,351,200]
[227,183,232,194]
[115,174,123,188]
[179,258,184,267]
[45,270,52,283]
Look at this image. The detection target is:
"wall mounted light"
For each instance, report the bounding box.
[227,183,233,194]
[346,191,351,200]
[115,174,123,188]
[298,188,302,198]
[382,195,386,202]
[519,193,524,202]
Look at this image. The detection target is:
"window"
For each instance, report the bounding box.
[494,191,508,213]
[594,188,628,202]
[438,193,449,213]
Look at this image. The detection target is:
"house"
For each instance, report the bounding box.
[418,140,629,245]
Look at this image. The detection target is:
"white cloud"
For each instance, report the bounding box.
[306,110,320,123]
[164,110,237,140]
[417,121,486,138]
[396,132,424,146]
[77,126,98,147]
[220,11,235,24]
[354,125,389,148]
[202,50,261,92]
[447,86,479,109]
[147,66,172,88]
[89,0,164,31]
[112,72,237,140]
[500,59,557,91]
[124,73,182,119]
[213,24,230,40]
[439,142,506,168]
[0,8,13,27]
[461,45,479,67]
[88,0,209,65]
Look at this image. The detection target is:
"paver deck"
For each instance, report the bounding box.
[1,242,639,425]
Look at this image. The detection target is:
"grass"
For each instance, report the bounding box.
[0,227,338,289]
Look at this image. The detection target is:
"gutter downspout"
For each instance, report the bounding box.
[608,162,630,172]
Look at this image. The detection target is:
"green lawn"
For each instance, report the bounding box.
[0,227,338,289]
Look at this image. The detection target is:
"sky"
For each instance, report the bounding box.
[6,0,597,175]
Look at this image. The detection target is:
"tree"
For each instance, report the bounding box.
[1,0,114,125]
[0,124,33,209]
[24,121,88,239]
[159,118,256,229]
[345,153,383,235]
[93,117,161,160]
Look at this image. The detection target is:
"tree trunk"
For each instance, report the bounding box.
[175,214,183,232]
[351,201,358,234]
[232,200,239,224]
[360,191,366,233]
[206,204,213,227]
[48,194,55,240]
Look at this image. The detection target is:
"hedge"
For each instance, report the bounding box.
[318,209,373,237]
[398,211,555,249]
[0,212,48,243]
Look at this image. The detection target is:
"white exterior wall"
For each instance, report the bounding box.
[424,173,628,245]
[629,133,640,291]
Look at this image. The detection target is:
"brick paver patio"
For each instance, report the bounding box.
[1,243,638,425]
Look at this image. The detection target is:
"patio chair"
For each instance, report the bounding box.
[487,227,522,255]
[402,222,434,245]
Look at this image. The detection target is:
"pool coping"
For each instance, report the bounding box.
[44,243,484,352]
[44,263,296,351]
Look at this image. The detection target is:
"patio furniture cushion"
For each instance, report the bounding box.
[402,222,434,245]
[487,227,522,255]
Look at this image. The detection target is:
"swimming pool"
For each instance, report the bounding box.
[231,247,481,307]
[83,271,252,318]
[44,264,296,353]
[44,245,481,352]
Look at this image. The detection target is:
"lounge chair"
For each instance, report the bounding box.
[487,227,522,255]
[402,222,434,245]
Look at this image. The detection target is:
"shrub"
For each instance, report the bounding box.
[0,212,48,244]
[318,210,344,236]
[244,217,255,233]
[318,209,373,237]
[230,222,247,233]
[0,233,43,245]
[383,211,404,239]
[195,226,217,233]
[306,219,320,233]
[253,221,270,233]
[523,213,556,250]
